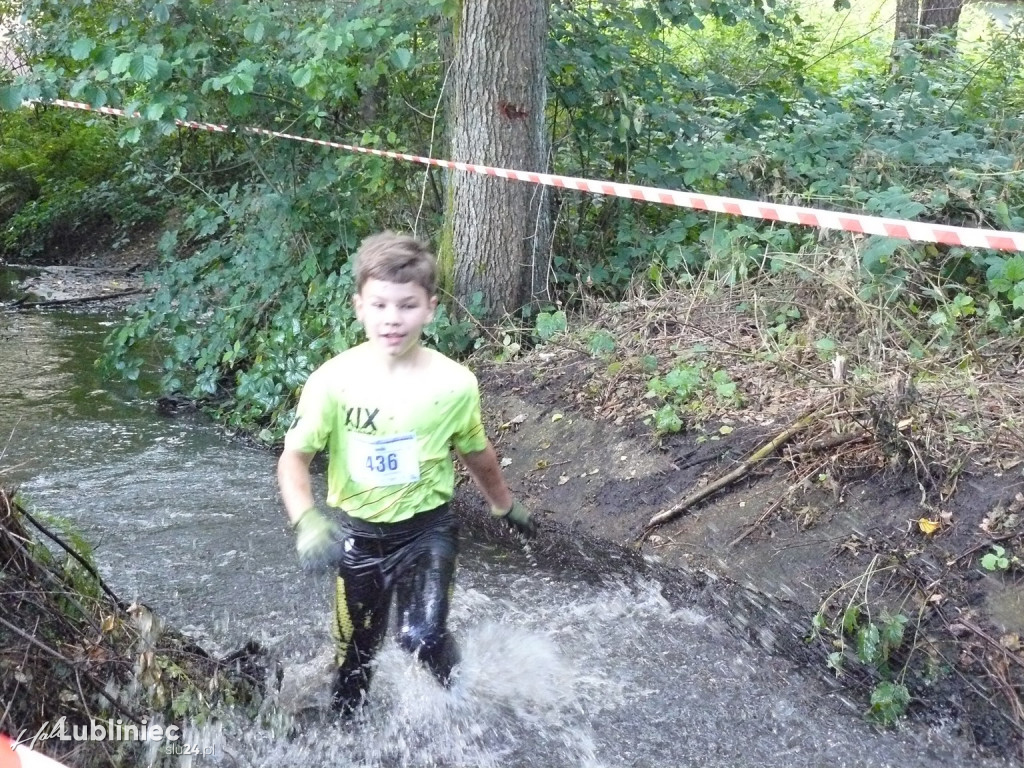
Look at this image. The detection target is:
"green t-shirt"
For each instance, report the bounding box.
[284,344,488,523]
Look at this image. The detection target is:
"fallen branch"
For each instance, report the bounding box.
[18,505,127,610]
[790,429,869,454]
[9,289,148,310]
[636,398,831,544]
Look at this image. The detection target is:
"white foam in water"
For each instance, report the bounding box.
[216,621,614,768]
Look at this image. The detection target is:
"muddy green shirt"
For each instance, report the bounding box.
[284,345,488,523]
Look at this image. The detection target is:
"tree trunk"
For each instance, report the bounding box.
[919,0,964,39]
[440,0,551,322]
[891,0,921,58]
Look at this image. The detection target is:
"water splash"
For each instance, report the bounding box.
[220,621,611,768]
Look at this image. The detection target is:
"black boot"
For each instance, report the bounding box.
[331,666,370,719]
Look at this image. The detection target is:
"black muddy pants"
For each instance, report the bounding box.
[331,503,459,715]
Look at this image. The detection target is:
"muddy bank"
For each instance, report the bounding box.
[0,224,159,307]
[472,338,1024,760]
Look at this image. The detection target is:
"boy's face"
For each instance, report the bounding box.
[353,278,438,359]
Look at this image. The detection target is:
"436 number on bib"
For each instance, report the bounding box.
[347,431,421,487]
[367,453,399,473]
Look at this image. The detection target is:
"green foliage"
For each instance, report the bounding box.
[586,328,617,358]
[7,0,461,435]
[980,544,1020,572]
[815,606,913,726]
[644,351,743,435]
[869,681,912,726]
[0,109,162,259]
[7,0,1024,439]
[424,296,487,357]
[653,404,683,435]
[104,179,366,440]
[812,560,920,727]
[545,1,1024,336]
[534,310,568,342]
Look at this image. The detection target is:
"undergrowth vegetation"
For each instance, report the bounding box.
[0,488,265,766]
[0,108,164,259]
[1,0,1021,440]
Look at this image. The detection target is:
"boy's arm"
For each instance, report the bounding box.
[277,446,346,570]
[458,441,537,537]
[276,447,318,524]
[457,441,513,512]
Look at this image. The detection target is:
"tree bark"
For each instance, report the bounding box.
[891,0,963,59]
[919,0,964,39]
[892,0,921,57]
[440,0,551,321]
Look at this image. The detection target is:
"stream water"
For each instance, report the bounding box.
[0,297,1017,768]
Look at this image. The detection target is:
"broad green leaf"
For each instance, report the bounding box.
[0,84,23,111]
[635,8,659,32]
[291,67,313,88]
[227,72,255,95]
[120,125,142,144]
[815,338,836,356]
[861,237,899,276]
[856,623,881,665]
[144,102,165,120]
[841,604,860,634]
[244,21,265,44]
[826,651,844,674]
[70,38,95,61]
[391,48,413,70]
[1004,256,1024,284]
[534,310,567,341]
[868,682,909,726]
[111,52,133,75]
[82,83,108,108]
[130,54,160,82]
[880,613,907,655]
[152,2,170,23]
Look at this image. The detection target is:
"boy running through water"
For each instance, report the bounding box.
[276,232,536,717]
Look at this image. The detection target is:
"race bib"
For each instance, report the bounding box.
[347,432,421,487]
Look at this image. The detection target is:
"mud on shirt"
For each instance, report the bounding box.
[284,345,488,523]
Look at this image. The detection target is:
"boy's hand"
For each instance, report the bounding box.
[492,500,538,539]
[293,507,345,571]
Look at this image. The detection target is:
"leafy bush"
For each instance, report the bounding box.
[8,0,1024,437]
[547,3,1024,329]
[104,158,475,440]
[0,109,163,259]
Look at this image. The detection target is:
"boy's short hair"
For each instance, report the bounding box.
[353,232,437,296]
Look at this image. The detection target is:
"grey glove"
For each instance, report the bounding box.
[293,507,345,572]
[492,500,538,539]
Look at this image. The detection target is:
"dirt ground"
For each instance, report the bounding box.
[4,225,157,305]
[5,233,1024,761]
[471,338,1024,762]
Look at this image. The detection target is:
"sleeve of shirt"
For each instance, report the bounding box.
[451,375,488,455]
[283,368,335,454]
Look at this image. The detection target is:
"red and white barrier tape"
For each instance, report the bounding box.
[28,98,1024,253]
